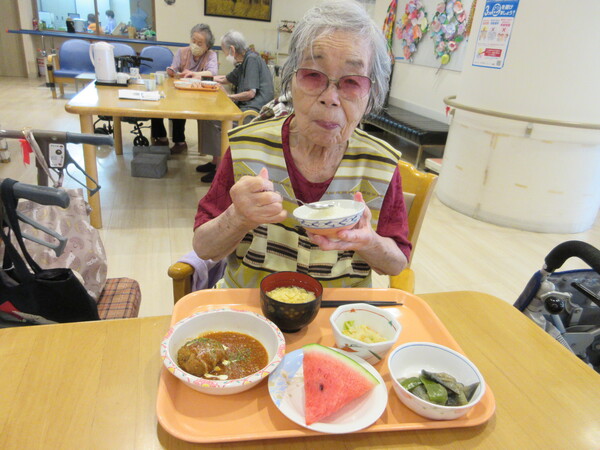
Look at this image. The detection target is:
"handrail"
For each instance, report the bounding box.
[7,29,189,48]
[444,95,600,131]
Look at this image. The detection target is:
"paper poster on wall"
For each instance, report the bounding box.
[472,0,519,69]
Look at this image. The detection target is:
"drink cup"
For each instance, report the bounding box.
[116,72,129,84]
[145,79,157,91]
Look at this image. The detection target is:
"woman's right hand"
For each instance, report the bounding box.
[229,167,287,229]
[166,67,176,77]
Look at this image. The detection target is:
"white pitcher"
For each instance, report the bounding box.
[89,42,117,83]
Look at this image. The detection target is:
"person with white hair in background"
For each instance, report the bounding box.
[195,30,275,183]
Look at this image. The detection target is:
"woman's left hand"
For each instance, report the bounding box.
[307,192,376,252]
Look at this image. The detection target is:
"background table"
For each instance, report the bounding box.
[0,290,598,448]
[64,79,242,228]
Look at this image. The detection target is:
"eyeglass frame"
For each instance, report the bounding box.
[293,68,374,100]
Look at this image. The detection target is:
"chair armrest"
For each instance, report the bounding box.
[48,53,59,71]
[46,54,58,83]
[389,268,415,293]
[241,109,259,124]
[167,262,194,304]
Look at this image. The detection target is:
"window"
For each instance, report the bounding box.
[34,0,156,37]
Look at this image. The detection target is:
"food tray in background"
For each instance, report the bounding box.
[156,288,496,443]
[173,80,219,92]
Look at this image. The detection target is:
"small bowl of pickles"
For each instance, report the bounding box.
[330,303,402,364]
[388,342,486,420]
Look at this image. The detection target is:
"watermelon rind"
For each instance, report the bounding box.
[303,343,380,386]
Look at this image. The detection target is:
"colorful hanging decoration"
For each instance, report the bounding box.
[396,0,429,61]
[383,0,398,62]
[429,0,468,65]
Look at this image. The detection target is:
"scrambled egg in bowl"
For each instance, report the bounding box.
[267,286,316,304]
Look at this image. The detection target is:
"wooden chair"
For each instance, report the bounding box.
[389,160,437,293]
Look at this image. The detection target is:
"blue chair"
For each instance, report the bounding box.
[48,39,95,98]
[139,46,173,74]
[112,43,136,57]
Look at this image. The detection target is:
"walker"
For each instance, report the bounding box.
[514,241,600,373]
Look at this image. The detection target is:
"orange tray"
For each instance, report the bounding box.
[156,288,496,443]
[173,82,219,92]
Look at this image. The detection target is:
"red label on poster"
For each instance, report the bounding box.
[484,48,503,57]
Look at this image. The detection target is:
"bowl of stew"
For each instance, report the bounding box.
[161,308,286,395]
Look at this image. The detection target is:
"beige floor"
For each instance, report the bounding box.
[1,76,599,318]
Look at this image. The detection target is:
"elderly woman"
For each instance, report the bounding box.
[151,24,218,154]
[196,30,275,182]
[193,1,410,289]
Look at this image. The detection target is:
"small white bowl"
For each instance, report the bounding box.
[388,342,486,420]
[293,199,365,238]
[330,303,402,364]
[161,308,286,395]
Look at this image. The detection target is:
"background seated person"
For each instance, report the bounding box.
[192,1,410,288]
[150,23,218,154]
[196,30,275,183]
[87,13,102,33]
[104,10,116,34]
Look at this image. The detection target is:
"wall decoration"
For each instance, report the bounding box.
[396,0,429,61]
[205,0,272,23]
[429,0,468,65]
[383,0,399,61]
[391,0,472,71]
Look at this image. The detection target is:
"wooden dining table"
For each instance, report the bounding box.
[64,79,242,228]
[1,289,598,448]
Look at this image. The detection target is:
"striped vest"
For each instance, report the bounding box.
[218,115,401,289]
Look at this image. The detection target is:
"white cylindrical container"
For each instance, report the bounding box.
[437,111,600,233]
[437,0,600,233]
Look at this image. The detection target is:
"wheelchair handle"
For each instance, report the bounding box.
[0,130,113,147]
[543,240,600,274]
[65,132,113,146]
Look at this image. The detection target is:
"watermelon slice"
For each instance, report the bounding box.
[303,344,379,425]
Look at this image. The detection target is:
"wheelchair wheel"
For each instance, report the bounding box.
[94,127,110,135]
[134,135,150,146]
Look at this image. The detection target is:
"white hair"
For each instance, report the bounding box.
[281,0,391,113]
[221,30,248,54]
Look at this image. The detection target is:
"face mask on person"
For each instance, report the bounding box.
[190,43,204,57]
[225,46,236,65]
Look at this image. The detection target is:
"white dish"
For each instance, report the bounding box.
[268,347,387,433]
[330,303,402,364]
[388,342,486,420]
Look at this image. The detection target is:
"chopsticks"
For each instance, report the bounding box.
[320,300,403,308]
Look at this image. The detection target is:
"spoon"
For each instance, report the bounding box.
[297,199,335,209]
